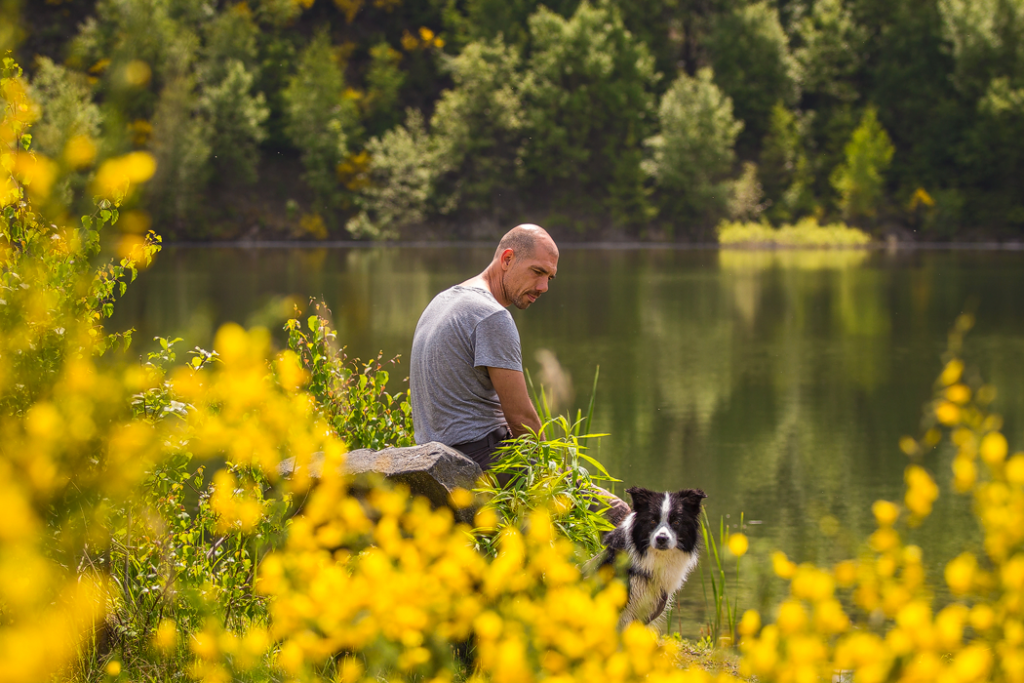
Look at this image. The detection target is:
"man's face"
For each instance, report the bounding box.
[501,245,558,310]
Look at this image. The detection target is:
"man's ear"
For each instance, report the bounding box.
[500,248,515,269]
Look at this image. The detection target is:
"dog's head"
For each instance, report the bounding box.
[627,487,707,554]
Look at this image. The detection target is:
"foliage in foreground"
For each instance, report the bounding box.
[717,217,872,248]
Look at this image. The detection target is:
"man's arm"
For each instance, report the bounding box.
[487,367,542,437]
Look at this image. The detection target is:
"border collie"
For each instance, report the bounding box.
[601,487,707,630]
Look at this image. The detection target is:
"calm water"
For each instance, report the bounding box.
[112,245,1024,636]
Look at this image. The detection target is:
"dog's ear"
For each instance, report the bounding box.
[679,489,707,515]
[627,486,655,509]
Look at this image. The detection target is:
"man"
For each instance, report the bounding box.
[409,224,558,469]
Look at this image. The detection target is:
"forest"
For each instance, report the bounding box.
[11,0,1024,241]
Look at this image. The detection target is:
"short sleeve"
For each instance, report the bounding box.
[473,310,522,371]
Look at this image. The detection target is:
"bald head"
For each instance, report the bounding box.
[494,224,558,261]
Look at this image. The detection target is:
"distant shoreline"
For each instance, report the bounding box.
[159,240,1024,251]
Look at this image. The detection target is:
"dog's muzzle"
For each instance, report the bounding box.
[653,531,673,550]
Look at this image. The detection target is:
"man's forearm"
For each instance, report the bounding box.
[488,366,543,438]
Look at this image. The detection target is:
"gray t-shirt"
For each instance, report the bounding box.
[410,285,522,446]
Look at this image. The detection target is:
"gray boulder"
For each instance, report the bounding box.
[280,442,483,523]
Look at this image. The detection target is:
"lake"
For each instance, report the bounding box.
[111,244,1024,637]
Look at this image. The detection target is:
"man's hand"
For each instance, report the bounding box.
[487,367,542,437]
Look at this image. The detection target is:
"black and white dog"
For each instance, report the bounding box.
[601,487,707,630]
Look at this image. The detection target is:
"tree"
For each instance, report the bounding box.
[521,1,659,225]
[830,106,894,223]
[759,102,814,222]
[429,38,525,213]
[643,68,742,234]
[795,0,866,106]
[282,31,359,224]
[707,1,800,154]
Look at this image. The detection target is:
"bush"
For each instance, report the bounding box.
[717,217,872,247]
[643,68,742,234]
[346,110,437,239]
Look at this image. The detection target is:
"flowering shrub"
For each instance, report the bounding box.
[737,314,1024,683]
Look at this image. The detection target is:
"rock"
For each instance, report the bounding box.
[280,442,483,523]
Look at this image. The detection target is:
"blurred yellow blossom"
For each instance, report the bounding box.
[93,151,156,198]
[727,532,748,557]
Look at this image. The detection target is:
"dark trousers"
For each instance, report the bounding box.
[452,426,513,471]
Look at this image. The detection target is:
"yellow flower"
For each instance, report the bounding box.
[945,553,976,595]
[872,500,900,527]
[1007,454,1024,485]
[940,359,964,386]
[776,600,807,634]
[952,644,992,682]
[833,560,857,587]
[419,27,435,42]
[450,487,475,509]
[154,619,178,652]
[772,551,796,579]
[64,135,97,168]
[935,401,961,425]
[104,660,121,676]
[738,609,761,636]
[969,604,994,632]
[727,532,748,557]
[945,383,971,404]
[980,431,1008,465]
[93,151,157,198]
[952,456,977,492]
[899,436,919,455]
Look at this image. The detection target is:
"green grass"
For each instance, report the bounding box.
[717,218,872,248]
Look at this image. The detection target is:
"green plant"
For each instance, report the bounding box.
[285,299,414,449]
[698,511,744,647]
[476,367,615,559]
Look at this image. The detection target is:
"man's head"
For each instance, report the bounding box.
[491,224,559,310]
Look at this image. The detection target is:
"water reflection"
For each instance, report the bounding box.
[112,246,1024,635]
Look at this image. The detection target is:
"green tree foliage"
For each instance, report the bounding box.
[363,42,406,136]
[439,0,580,51]
[199,60,269,185]
[707,1,800,153]
[282,31,359,224]
[146,69,212,228]
[643,68,742,233]
[521,1,658,225]
[795,0,866,105]
[759,102,814,222]
[830,106,895,223]
[430,38,524,213]
[16,0,1024,239]
[26,57,102,206]
[347,111,437,239]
